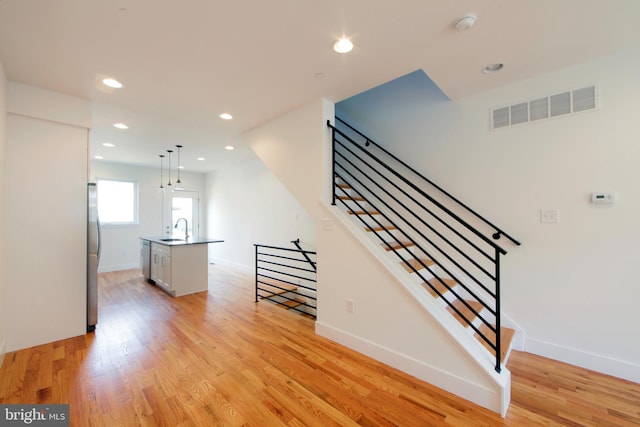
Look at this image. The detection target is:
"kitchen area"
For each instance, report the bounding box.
[90,160,225,298]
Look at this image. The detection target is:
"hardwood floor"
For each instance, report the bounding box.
[1,265,638,426]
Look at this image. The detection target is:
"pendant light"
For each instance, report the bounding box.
[166,149,173,187]
[158,154,165,189]
[175,145,183,185]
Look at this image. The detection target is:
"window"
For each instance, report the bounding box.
[96,179,138,225]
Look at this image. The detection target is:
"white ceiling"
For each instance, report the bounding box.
[1,0,639,173]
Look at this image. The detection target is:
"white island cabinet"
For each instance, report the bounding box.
[142,237,224,297]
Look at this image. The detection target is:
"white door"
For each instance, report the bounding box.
[163,190,200,239]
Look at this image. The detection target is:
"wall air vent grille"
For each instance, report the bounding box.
[491,85,597,130]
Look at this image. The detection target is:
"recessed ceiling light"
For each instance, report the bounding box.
[219,113,233,120]
[113,123,128,129]
[225,145,235,150]
[482,63,504,74]
[102,78,123,89]
[197,157,206,161]
[94,155,104,160]
[102,142,115,147]
[178,165,184,169]
[333,37,353,54]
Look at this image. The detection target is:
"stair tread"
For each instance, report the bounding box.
[423,277,457,298]
[365,225,397,232]
[382,241,414,251]
[401,258,435,273]
[280,298,304,308]
[475,323,516,364]
[348,210,380,215]
[337,195,365,202]
[446,299,483,325]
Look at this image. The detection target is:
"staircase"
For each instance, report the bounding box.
[328,117,520,372]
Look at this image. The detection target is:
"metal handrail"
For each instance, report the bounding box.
[328,118,519,372]
[291,239,317,272]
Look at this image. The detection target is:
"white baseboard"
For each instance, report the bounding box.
[98,262,139,273]
[526,337,640,384]
[316,321,508,416]
[208,257,254,274]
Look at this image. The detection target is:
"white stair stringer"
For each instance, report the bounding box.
[322,201,512,417]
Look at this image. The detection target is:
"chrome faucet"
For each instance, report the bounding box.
[174,218,189,240]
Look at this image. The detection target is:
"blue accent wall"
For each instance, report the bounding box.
[336,69,450,142]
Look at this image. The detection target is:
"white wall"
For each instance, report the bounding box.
[0,60,7,363]
[336,49,640,382]
[206,155,316,269]
[6,83,90,352]
[245,99,332,221]
[89,161,207,272]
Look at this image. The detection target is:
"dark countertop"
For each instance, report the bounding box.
[140,236,224,246]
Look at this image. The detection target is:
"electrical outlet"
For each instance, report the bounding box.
[346,299,354,313]
[540,209,560,223]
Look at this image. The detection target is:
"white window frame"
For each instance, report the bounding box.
[96,178,139,226]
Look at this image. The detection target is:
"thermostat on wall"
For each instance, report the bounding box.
[591,192,616,204]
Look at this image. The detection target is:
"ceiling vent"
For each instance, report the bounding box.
[491,85,597,130]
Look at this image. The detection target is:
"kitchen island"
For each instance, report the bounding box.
[140,237,224,297]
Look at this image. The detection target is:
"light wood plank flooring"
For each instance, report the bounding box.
[1,265,638,426]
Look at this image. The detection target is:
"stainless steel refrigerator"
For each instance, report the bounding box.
[87,182,101,332]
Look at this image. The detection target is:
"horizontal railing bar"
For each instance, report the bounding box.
[257,252,317,266]
[257,259,317,275]
[254,243,317,255]
[335,164,497,300]
[333,117,520,247]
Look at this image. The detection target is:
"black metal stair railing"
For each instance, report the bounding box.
[327,117,520,372]
[254,241,317,319]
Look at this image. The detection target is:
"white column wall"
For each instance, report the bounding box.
[6,83,91,351]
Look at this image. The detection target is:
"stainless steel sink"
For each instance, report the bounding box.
[159,238,184,242]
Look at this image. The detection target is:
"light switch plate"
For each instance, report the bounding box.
[540,209,560,223]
